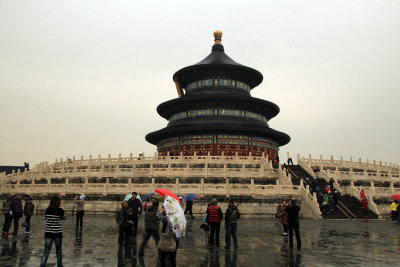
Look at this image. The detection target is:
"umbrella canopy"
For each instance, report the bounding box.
[185,193,197,201]
[123,193,132,202]
[163,195,186,238]
[123,193,142,202]
[391,194,400,201]
[155,188,181,203]
[143,193,155,200]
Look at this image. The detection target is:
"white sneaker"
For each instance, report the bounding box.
[25,231,30,234]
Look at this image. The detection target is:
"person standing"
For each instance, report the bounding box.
[287,152,293,165]
[360,189,366,202]
[361,198,369,222]
[286,198,301,249]
[279,200,288,236]
[224,199,240,250]
[158,206,179,267]
[23,195,34,234]
[184,200,195,219]
[139,199,160,256]
[2,195,13,236]
[116,200,134,247]
[329,178,335,192]
[391,200,399,223]
[10,195,23,235]
[333,191,339,211]
[128,192,143,238]
[74,195,85,235]
[40,196,66,267]
[206,198,223,247]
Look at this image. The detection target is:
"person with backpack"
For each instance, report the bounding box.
[139,199,160,256]
[10,195,23,235]
[2,195,13,236]
[206,198,223,247]
[23,195,35,233]
[224,199,240,250]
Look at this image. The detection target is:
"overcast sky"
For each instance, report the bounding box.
[0,0,399,167]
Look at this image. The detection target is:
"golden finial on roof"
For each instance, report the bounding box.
[214,30,222,44]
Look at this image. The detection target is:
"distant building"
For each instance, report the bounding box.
[0,162,29,175]
[146,31,290,158]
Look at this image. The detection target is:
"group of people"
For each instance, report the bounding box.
[321,178,340,214]
[276,198,302,249]
[2,194,34,236]
[199,198,241,250]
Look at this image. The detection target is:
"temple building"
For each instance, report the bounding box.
[146,31,290,158]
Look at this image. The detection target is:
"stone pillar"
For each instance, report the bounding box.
[250,178,255,198]
[226,178,230,198]
[200,178,204,198]
[176,178,179,194]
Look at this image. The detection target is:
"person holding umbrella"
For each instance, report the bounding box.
[184,194,196,219]
[128,192,142,238]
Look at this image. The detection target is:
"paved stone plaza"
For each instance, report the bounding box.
[0,214,399,266]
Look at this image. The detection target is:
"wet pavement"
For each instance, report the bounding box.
[1,214,400,266]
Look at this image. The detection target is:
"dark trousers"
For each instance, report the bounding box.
[392,211,398,221]
[25,215,31,232]
[184,207,194,218]
[2,214,11,232]
[288,159,293,165]
[119,226,132,246]
[209,223,221,246]
[13,213,22,234]
[139,230,160,255]
[76,211,84,231]
[225,223,238,248]
[282,223,288,233]
[288,221,301,248]
[132,217,139,237]
[160,240,179,267]
[40,237,63,267]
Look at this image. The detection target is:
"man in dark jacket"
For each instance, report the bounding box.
[286,198,301,249]
[206,198,223,247]
[224,199,240,250]
[128,192,143,237]
[11,195,23,235]
[2,195,13,236]
[116,201,134,247]
[23,195,35,233]
[138,199,160,256]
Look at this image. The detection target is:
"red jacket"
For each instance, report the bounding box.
[207,204,223,223]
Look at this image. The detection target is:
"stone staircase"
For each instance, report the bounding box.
[284,165,379,219]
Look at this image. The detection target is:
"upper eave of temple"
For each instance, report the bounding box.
[172,31,263,90]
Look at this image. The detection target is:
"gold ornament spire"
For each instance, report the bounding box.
[214,30,222,44]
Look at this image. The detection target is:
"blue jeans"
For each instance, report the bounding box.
[139,230,160,255]
[225,223,238,248]
[40,237,63,267]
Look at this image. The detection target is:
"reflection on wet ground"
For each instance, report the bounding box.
[1,214,400,266]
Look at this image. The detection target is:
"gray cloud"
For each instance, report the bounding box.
[0,0,399,166]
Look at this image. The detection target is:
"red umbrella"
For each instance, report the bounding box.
[155,188,181,203]
[391,194,400,201]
